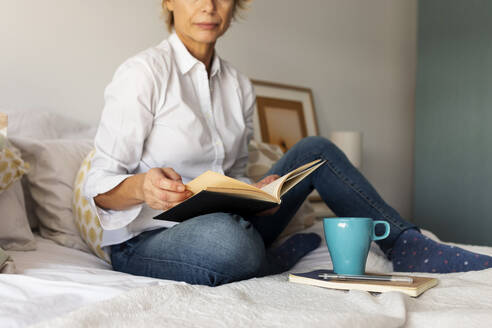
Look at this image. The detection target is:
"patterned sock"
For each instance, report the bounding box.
[263,233,321,276]
[392,229,492,273]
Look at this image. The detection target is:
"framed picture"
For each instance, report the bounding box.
[251,79,318,153]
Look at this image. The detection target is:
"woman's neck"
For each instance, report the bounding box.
[176,30,215,76]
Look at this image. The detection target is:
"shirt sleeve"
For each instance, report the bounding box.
[83,58,159,231]
[226,75,255,185]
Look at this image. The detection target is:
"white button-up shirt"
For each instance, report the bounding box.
[83,32,255,248]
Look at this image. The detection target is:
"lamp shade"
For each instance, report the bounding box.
[0,113,7,150]
[328,131,362,168]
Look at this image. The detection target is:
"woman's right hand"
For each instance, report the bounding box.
[141,167,193,211]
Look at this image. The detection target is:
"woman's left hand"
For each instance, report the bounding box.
[254,174,280,189]
[254,174,281,216]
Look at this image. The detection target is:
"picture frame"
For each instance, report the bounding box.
[251,79,318,152]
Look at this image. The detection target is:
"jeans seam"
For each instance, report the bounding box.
[134,255,236,281]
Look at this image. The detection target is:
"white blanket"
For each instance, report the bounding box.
[33,270,492,328]
[27,222,492,328]
[1,235,163,328]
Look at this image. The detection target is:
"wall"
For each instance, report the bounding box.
[0,0,417,219]
[414,0,492,246]
[0,0,167,123]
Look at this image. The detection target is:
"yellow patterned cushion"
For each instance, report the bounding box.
[1,113,29,192]
[72,149,110,263]
[0,146,30,194]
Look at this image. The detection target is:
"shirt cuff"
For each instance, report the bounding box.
[84,174,143,231]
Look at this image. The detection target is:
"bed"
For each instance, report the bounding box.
[3,223,492,328]
[1,111,492,328]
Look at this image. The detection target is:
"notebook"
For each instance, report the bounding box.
[289,269,438,297]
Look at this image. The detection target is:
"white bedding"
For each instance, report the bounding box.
[2,221,492,328]
[1,234,165,328]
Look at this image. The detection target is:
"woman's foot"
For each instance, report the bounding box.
[262,233,321,275]
[391,229,492,273]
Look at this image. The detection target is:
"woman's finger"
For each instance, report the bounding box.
[158,177,186,192]
[155,188,192,203]
[162,167,183,182]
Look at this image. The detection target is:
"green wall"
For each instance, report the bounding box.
[414,0,492,246]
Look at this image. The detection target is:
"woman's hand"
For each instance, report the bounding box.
[254,174,280,216]
[141,168,193,211]
[253,174,280,189]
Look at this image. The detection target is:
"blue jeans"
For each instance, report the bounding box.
[111,137,417,286]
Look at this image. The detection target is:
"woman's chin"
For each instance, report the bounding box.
[191,29,223,43]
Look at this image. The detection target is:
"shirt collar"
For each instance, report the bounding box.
[168,32,221,77]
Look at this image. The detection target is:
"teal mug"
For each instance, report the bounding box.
[323,217,390,275]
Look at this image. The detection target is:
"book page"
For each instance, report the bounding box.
[186,159,324,203]
[260,175,289,200]
[206,187,277,202]
[187,171,269,197]
[260,159,324,200]
[279,160,325,197]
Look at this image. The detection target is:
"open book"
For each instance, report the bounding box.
[153,159,325,222]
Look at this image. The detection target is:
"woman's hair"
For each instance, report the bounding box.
[161,0,251,33]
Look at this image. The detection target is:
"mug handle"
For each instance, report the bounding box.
[372,221,390,241]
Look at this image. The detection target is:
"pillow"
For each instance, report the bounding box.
[0,146,30,193]
[0,180,36,251]
[247,140,316,240]
[247,140,285,182]
[0,247,16,274]
[4,110,97,140]
[0,113,35,251]
[4,110,97,229]
[9,137,93,252]
[73,149,110,262]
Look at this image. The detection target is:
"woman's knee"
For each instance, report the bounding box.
[114,214,266,286]
[181,213,266,282]
[299,136,331,149]
[292,136,340,157]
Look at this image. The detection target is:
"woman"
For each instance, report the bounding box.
[84,0,490,286]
